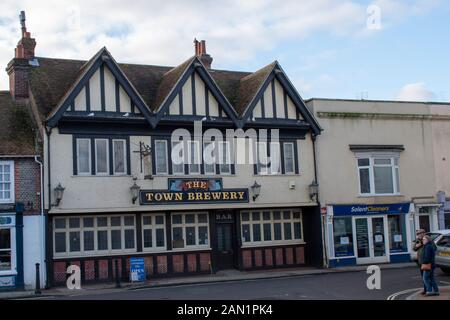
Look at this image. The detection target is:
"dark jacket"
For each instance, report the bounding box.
[422,242,436,268]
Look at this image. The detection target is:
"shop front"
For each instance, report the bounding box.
[325,203,413,267]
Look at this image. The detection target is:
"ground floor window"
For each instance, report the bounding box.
[444,210,450,229]
[142,214,166,251]
[53,215,136,257]
[240,209,303,246]
[333,217,354,257]
[388,215,407,252]
[171,212,209,249]
[0,228,12,271]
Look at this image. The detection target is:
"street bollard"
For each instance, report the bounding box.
[115,259,121,288]
[35,263,41,295]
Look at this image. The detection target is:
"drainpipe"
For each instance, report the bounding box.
[34,155,45,289]
[44,126,52,288]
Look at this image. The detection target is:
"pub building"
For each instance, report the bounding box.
[7,15,324,286]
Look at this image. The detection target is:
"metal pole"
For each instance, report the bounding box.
[35,263,41,294]
[115,259,121,288]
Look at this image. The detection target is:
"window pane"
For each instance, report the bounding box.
[283,211,291,220]
[77,139,91,174]
[155,216,164,225]
[273,211,281,220]
[124,216,134,226]
[97,217,108,227]
[156,229,165,247]
[270,142,281,174]
[83,231,94,251]
[171,142,184,174]
[263,211,271,220]
[284,223,292,240]
[199,226,208,245]
[0,229,11,249]
[189,141,200,174]
[294,222,302,240]
[241,212,249,221]
[111,230,121,249]
[54,232,66,253]
[374,158,391,165]
[358,158,369,166]
[395,167,400,192]
[155,140,168,174]
[219,142,231,173]
[252,224,261,242]
[252,212,261,221]
[185,214,195,224]
[186,227,196,245]
[293,212,301,219]
[113,140,126,174]
[283,143,295,173]
[359,168,370,194]
[333,217,354,257]
[97,230,108,250]
[69,231,80,252]
[95,139,108,174]
[388,215,407,252]
[69,218,80,229]
[54,218,66,229]
[124,229,135,249]
[203,142,216,174]
[172,227,184,248]
[274,223,282,240]
[263,223,272,241]
[374,166,394,194]
[143,229,152,248]
[111,216,121,227]
[172,215,182,224]
[242,225,250,242]
[198,213,208,223]
[257,142,268,174]
[83,217,94,228]
[143,216,152,225]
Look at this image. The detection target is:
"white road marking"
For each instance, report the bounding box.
[439,281,450,285]
[387,288,422,300]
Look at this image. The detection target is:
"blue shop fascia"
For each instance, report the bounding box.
[324,203,414,267]
[0,203,24,291]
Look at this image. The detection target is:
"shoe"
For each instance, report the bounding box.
[433,292,440,296]
[420,291,426,295]
[425,292,435,296]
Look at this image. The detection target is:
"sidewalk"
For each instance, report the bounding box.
[0,262,415,299]
[407,286,450,300]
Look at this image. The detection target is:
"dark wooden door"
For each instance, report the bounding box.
[216,223,234,269]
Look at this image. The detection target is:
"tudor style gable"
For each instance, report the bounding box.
[46,48,151,127]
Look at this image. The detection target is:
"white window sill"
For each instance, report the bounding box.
[171,247,212,252]
[71,175,131,178]
[0,270,17,276]
[358,194,403,198]
[0,201,14,204]
[241,241,306,248]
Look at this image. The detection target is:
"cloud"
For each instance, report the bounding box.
[395,82,436,102]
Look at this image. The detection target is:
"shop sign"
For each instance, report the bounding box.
[130,257,146,282]
[215,212,233,222]
[332,203,410,216]
[140,179,249,205]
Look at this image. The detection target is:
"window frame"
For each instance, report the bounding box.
[0,217,16,275]
[112,139,127,175]
[171,212,210,250]
[154,139,169,175]
[188,140,201,174]
[76,138,92,175]
[171,141,185,175]
[53,215,137,258]
[141,214,167,252]
[240,209,304,247]
[283,142,296,175]
[356,153,400,196]
[203,141,217,175]
[94,138,110,175]
[0,161,14,204]
[218,141,231,175]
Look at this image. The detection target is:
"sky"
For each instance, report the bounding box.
[0,0,449,102]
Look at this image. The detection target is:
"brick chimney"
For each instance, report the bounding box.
[6,11,36,100]
[194,39,213,69]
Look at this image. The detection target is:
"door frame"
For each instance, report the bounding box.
[212,210,238,271]
[353,215,390,265]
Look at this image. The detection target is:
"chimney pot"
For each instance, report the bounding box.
[194,39,213,69]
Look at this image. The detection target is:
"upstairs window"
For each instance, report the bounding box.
[0,161,14,203]
[256,141,298,175]
[76,139,91,175]
[357,155,400,195]
[155,140,168,175]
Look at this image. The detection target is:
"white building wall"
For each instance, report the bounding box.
[23,215,45,289]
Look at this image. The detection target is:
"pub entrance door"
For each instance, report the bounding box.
[214,210,236,270]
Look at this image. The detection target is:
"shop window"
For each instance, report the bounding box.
[0,228,12,271]
[445,211,450,229]
[388,215,407,252]
[240,209,303,246]
[357,155,400,196]
[53,215,136,257]
[333,217,354,257]
[0,161,14,203]
[171,212,209,249]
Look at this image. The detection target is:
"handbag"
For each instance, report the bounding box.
[421,263,432,271]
